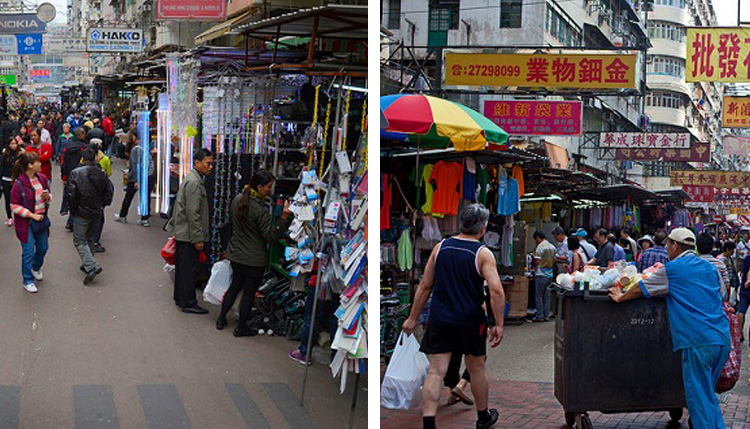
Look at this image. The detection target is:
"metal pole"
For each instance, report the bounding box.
[348,373,361,429]
[301,83,345,406]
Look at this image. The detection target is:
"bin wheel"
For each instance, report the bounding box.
[669,408,683,422]
[564,412,575,427]
[575,413,593,429]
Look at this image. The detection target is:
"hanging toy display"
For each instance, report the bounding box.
[155,93,171,215]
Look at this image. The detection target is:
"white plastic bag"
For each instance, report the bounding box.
[203,260,233,305]
[380,332,430,410]
[730,287,739,307]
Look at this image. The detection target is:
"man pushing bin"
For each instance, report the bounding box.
[608,228,730,429]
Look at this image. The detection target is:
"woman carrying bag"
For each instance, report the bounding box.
[10,151,51,293]
[216,170,292,336]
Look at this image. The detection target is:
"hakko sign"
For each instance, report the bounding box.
[0,14,45,34]
[86,28,143,53]
[444,53,638,89]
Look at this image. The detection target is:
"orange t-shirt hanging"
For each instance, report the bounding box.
[512,165,525,197]
[429,161,463,215]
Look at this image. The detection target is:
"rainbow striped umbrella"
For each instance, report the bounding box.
[381,94,509,151]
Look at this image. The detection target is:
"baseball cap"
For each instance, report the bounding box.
[667,228,696,246]
[573,228,588,237]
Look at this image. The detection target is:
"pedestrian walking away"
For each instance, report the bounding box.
[218,169,292,337]
[9,151,51,293]
[0,137,22,227]
[402,204,506,429]
[169,149,213,314]
[65,146,114,285]
[532,231,556,322]
[114,133,155,227]
[609,228,730,428]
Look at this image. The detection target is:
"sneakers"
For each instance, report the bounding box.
[65,223,73,232]
[114,214,127,223]
[136,219,151,227]
[6,218,12,227]
[23,283,38,293]
[288,349,312,366]
[83,267,102,285]
[93,243,106,253]
[31,270,43,281]
[60,211,68,216]
[476,409,499,429]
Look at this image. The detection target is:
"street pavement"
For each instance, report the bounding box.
[0,158,366,428]
[381,320,750,428]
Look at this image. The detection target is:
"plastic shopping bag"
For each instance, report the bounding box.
[380,332,430,410]
[203,260,233,305]
[160,236,176,265]
[716,302,741,393]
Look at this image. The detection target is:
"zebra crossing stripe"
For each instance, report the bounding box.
[0,386,19,429]
[138,385,190,429]
[261,383,318,429]
[225,383,270,429]
[74,385,120,429]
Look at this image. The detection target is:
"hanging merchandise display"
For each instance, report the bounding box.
[137,110,150,218]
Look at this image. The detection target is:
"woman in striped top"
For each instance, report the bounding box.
[10,151,51,293]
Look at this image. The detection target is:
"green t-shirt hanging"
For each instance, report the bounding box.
[477,166,491,206]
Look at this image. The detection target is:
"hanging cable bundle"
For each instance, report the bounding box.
[341,89,351,152]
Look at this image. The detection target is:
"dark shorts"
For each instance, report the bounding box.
[739,289,750,314]
[419,322,487,357]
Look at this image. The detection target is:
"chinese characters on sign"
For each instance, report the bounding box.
[722,135,750,156]
[614,142,710,162]
[47,38,86,53]
[444,53,638,89]
[687,28,750,82]
[683,185,714,203]
[156,0,226,20]
[29,69,50,77]
[722,96,750,127]
[482,100,582,135]
[600,132,691,149]
[670,171,750,189]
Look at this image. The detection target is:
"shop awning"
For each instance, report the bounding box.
[195,9,258,45]
[386,147,544,165]
[568,184,658,203]
[652,189,690,203]
[236,5,367,40]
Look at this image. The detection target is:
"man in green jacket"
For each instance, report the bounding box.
[170,148,213,314]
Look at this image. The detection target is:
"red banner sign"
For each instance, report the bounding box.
[29,69,49,77]
[156,0,226,20]
[683,185,714,203]
[614,142,710,161]
[482,100,582,135]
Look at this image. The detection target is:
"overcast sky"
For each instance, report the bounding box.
[715,2,739,26]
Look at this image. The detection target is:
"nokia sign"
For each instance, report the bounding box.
[86,27,143,53]
[0,14,46,34]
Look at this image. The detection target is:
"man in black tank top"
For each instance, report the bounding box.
[403,204,506,429]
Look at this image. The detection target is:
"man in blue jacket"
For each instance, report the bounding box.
[609,228,730,428]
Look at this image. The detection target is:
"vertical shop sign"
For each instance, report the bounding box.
[483,100,582,135]
[444,53,638,89]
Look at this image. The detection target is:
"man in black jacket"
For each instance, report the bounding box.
[65,146,114,285]
[60,127,86,228]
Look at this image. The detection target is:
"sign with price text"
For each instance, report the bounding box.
[444,53,638,89]
[686,28,750,82]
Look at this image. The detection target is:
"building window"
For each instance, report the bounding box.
[645,91,687,109]
[388,0,401,29]
[500,0,522,28]
[647,55,685,77]
[545,4,581,46]
[647,21,686,42]
[655,0,685,8]
[643,161,683,177]
[429,0,460,29]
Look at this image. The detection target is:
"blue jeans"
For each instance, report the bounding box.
[682,345,730,429]
[299,287,338,356]
[21,227,48,285]
[534,276,551,320]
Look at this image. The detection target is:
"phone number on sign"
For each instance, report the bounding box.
[452,64,522,77]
